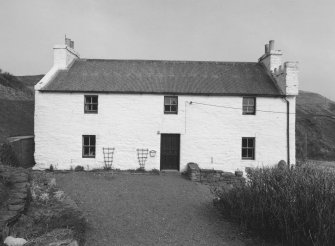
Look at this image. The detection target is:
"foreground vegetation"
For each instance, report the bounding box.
[212,164,335,246]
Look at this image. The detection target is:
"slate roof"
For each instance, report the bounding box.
[40,59,282,96]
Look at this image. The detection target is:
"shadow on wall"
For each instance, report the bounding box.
[0,136,35,168]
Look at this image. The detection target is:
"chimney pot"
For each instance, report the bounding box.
[265,44,269,54]
[70,40,74,49]
[65,37,71,47]
[269,40,275,51]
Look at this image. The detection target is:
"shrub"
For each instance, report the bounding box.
[150,168,160,175]
[136,167,145,172]
[74,165,84,172]
[48,164,54,172]
[211,165,335,246]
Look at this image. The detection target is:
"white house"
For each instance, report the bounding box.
[34,39,298,172]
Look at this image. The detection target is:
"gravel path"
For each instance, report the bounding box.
[55,172,265,246]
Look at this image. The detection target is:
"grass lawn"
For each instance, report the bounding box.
[55,172,278,246]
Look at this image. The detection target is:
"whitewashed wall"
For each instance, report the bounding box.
[34,92,296,172]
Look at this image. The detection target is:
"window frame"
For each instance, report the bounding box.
[242,97,256,115]
[164,96,178,114]
[82,135,96,158]
[84,95,98,114]
[241,137,255,160]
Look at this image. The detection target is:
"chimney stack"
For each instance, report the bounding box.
[259,40,299,96]
[53,36,79,69]
[259,40,282,72]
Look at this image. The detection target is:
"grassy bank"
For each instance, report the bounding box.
[212,165,335,245]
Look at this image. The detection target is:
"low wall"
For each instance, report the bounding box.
[186,162,245,185]
[7,136,35,168]
[0,164,30,241]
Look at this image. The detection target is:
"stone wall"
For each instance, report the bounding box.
[186,163,245,185]
[0,164,30,241]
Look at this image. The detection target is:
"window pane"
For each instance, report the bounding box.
[171,105,177,112]
[83,146,90,155]
[92,96,98,103]
[164,97,170,104]
[242,138,247,147]
[84,105,90,112]
[165,105,170,112]
[83,136,89,145]
[90,136,96,145]
[89,147,95,156]
[248,106,254,113]
[248,138,254,147]
[92,104,97,111]
[242,148,247,157]
[248,98,255,106]
[170,97,177,105]
[248,149,254,158]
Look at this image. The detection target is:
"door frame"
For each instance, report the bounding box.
[160,133,180,171]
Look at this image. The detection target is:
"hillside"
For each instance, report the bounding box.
[0,70,34,100]
[17,75,44,91]
[0,70,38,142]
[296,91,335,160]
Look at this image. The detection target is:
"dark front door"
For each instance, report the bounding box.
[160,134,180,170]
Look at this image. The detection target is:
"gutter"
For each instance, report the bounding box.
[283,97,290,166]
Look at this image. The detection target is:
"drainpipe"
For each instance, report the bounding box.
[283,97,290,166]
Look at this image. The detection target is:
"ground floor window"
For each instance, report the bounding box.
[242,137,255,160]
[82,135,96,158]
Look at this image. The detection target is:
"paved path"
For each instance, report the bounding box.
[55,172,262,246]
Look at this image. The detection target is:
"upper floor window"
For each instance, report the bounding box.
[242,97,256,115]
[84,95,98,114]
[164,96,178,114]
[82,135,96,158]
[242,137,255,160]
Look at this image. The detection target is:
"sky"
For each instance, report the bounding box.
[0,0,334,100]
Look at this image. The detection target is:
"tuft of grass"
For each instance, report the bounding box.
[211,165,335,246]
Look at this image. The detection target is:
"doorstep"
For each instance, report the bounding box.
[160,170,180,175]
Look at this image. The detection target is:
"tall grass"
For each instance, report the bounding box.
[211,165,335,245]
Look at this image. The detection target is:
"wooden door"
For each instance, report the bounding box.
[160,134,180,170]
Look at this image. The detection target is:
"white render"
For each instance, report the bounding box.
[34,40,298,172]
[34,92,296,172]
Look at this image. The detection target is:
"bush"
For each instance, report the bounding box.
[74,165,84,172]
[48,164,54,172]
[150,168,160,175]
[211,165,335,246]
[135,167,145,172]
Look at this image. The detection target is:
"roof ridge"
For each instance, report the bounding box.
[79,58,258,65]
